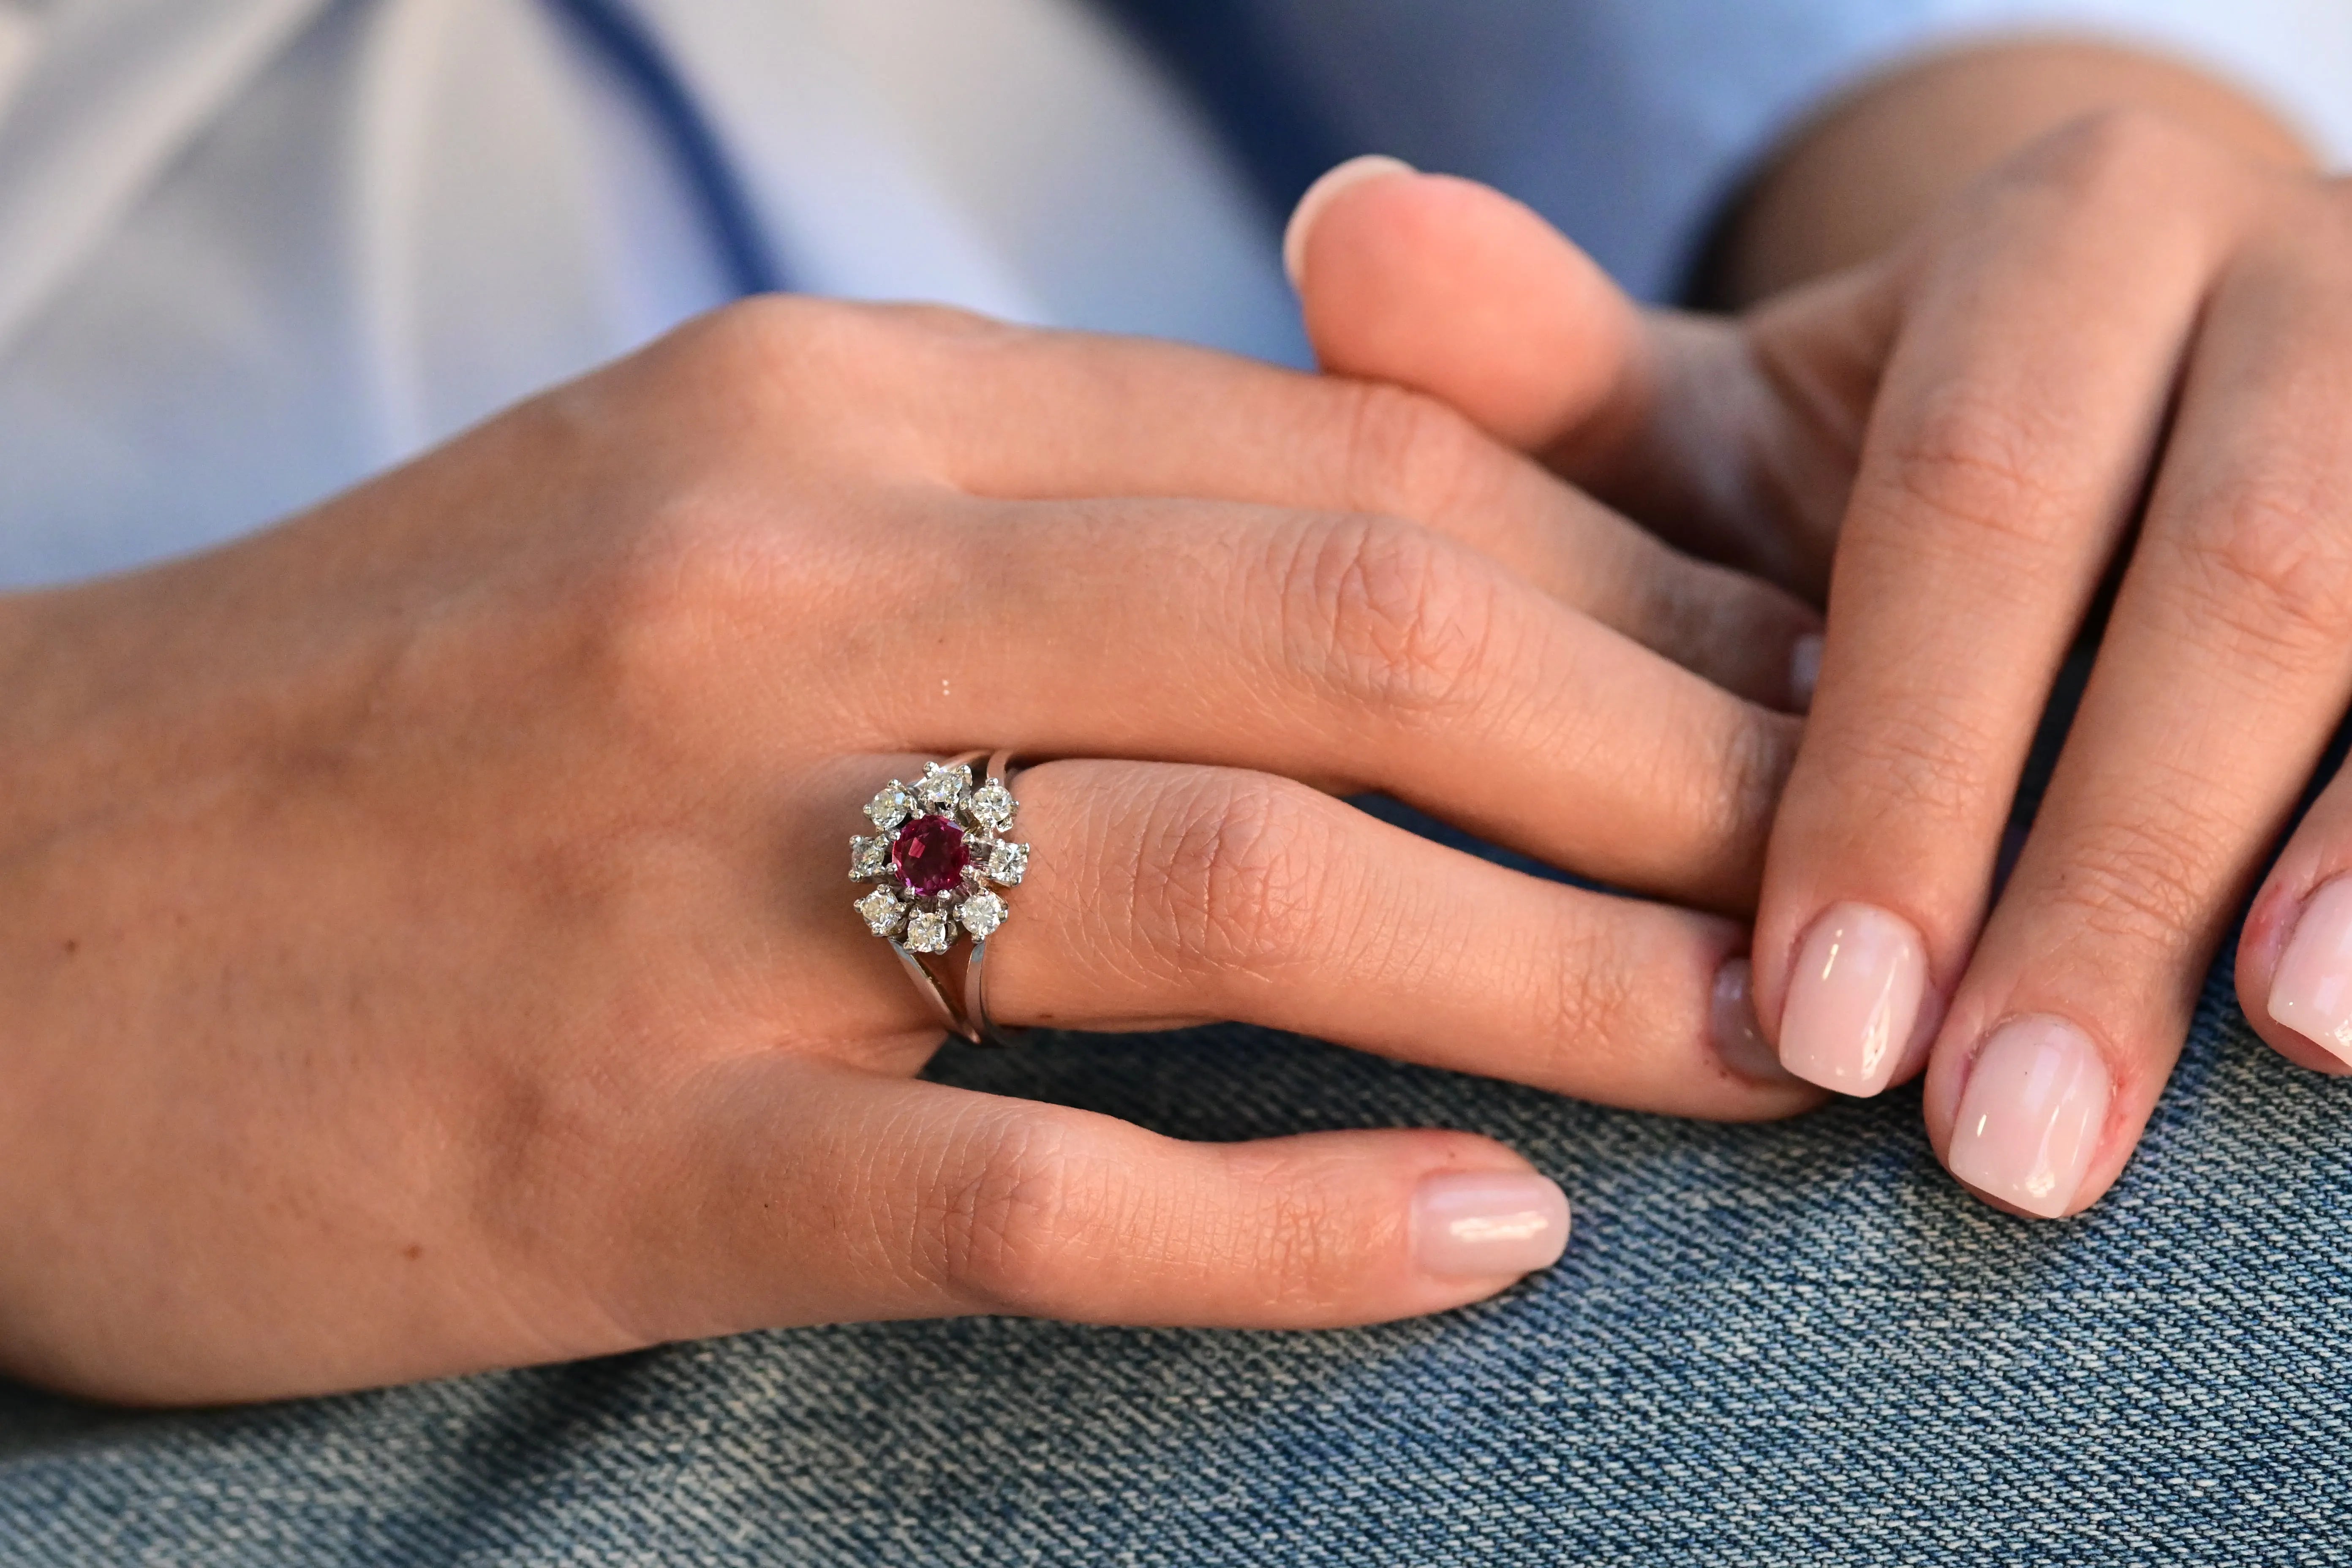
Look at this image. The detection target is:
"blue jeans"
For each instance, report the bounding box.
[3,940,2344,1564]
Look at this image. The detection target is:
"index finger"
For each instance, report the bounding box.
[1751,116,2263,1095]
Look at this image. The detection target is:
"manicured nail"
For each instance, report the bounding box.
[1283,154,1417,291]
[1712,957,1799,1084]
[2266,875,2352,1066]
[1777,902,1925,1097]
[1413,1170,1570,1278]
[1788,633,1824,712]
[1946,1015,2111,1219]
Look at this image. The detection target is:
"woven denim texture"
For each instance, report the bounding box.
[3,948,2347,1565]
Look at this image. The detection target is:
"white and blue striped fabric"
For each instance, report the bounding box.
[0,0,2343,586]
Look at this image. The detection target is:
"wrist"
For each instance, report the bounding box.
[1701,35,2316,306]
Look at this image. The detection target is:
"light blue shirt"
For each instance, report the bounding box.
[0,0,2344,587]
[1252,0,2352,305]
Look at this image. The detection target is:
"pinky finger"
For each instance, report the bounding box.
[639,1063,1573,1334]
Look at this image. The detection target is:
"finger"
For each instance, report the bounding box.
[2239,771,2352,1079]
[1285,158,1882,591]
[712,295,1817,708]
[1919,203,2352,1216]
[637,1064,1570,1335]
[1753,117,2266,1100]
[903,498,1802,914]
[2218,218,2352,1081]
[1288,157,1648,459]
[832,756,1820,1122]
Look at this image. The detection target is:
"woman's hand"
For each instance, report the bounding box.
[1288,87,2352,1221]
[0,297,1821,1404]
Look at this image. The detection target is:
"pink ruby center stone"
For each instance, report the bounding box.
[893,814,969,897]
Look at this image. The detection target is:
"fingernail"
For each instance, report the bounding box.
[1946,1015,2112,1219]
[1788,633,1824,712]
[1413,1170,1570,1278]
[2266,875,2352,1066]
[1712,957,1799,1084]
[1777,902,1925,1097]
[1283,154,1417,292]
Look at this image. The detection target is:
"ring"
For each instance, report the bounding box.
[851,749,1029,1046]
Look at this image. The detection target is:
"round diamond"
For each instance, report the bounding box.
[917,762,972,811]
[850,835,890,880]
[958,892,1008,941]
[904,909,954,953]
[866,783,915,832]
[855,887,904,937]
[985,840,1029,887]
[893,814,969,897]
[969,781,1015,831]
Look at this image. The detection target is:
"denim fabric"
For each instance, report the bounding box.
[3,943,2347,1564]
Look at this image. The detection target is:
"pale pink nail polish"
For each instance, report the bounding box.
[2267,876,2352,1066]
[1282,155,1416,290]
[1946,1015,2111,1219]
[1789,633,1824,712]
[1413,1171,1570,1278]
[1776,902,1925,1097]
[1712,957,1798,1084]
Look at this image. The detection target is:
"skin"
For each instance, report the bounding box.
[0,299,1821,1405]
[1291,37,2352,1222]
[1704,38,2313,304]
[9,34,2336,1405]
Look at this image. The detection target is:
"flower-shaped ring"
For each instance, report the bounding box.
[851,749,1029,1045]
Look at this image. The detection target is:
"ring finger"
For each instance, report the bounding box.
[830,754,1816,1122]
[1921,214,2352,1214]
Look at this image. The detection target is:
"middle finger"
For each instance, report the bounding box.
[871,495,1799,914]
[765,301,1818,708]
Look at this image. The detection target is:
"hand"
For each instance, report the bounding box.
[0,297,1821,1404]
[1286,106,2352,1222]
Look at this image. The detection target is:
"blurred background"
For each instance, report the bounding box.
[0,0,2345,587]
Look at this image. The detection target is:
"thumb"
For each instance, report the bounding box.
[1285,157,1650,461]
[1285,156,1861,591]
[642,1061,1571,1337]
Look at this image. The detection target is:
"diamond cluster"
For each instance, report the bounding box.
[852,760,1028,953]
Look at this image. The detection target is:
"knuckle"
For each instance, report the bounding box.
[648,297,848,435]
[675,296,1003,419]
[2020,107,2205,206]
[677,294,838,389]
[1129,772,1346,981]
[2171,477,2352,662]
[1870,383,2074,555]
[1280,513,1505,718]
[1329,378,1504,523]
[931,1113,1097,1316]
[1818,710,2004,826]
[2038,808,2231,959]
